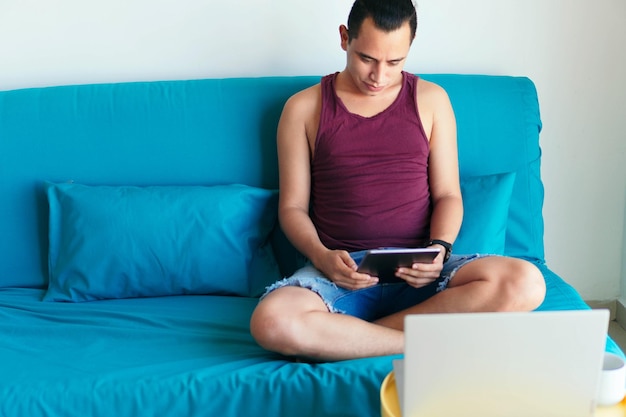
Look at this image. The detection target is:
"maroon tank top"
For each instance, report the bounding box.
[311,71,431,251]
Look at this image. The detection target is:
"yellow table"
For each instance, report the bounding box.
[380,372,626,417]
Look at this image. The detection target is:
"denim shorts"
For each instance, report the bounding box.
[261,250,487,322]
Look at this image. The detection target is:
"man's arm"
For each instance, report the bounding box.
[276,89,325,263]
[426,83,463,247]
[396,81,463,286]
[276,87,378,289]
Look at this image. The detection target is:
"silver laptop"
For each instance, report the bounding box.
[400,310,610,417]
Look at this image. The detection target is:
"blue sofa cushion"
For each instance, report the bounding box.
[45,182,280,302]
[455,172,517,255]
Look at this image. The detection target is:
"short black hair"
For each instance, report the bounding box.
[347,0,417,42]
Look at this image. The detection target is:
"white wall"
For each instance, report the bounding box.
[1,0,624,300]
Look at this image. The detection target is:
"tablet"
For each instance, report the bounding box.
[357,248,440,282]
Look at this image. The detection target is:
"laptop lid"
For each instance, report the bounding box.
[403,310,609,417]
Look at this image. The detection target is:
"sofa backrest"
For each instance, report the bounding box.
[427,75,544,263]
[0,75,543,289]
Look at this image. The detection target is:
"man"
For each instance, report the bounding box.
[250,0,546,362]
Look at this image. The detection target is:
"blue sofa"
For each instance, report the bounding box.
[0,74,622,417]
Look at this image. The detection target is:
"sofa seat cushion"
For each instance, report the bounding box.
[45,182,281,301]
[0,274,622,417]
[0,288,394,417]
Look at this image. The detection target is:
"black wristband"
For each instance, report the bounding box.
[428,239,453,263]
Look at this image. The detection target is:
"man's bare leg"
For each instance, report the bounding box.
[250,286,404,361]
[250,257,545,361]
[375,257,546,330]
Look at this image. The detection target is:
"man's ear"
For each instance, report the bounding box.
[339,24,349,51]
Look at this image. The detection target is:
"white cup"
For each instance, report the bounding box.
[597,353,626,407]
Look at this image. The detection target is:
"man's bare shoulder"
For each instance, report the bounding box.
[415,78,456,139]
[280,84,322,145]
[416,78,451,104]
[283,83,322,117]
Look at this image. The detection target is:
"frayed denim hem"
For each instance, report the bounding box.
[436,253,500,292]
[259,274,345,314]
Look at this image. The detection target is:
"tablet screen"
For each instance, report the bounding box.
[356,248,440,282]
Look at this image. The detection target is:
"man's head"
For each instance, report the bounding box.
[346,0,417,44]
[339,0,416,96]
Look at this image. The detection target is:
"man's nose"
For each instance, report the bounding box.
[370,63,385,84]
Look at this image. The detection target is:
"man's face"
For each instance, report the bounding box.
[341,17,413,96]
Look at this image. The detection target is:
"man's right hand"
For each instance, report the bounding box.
[313,249,379,291]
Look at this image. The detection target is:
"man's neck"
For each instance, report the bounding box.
[334,70,404,118]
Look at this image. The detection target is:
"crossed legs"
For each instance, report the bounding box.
[250,256,546,362]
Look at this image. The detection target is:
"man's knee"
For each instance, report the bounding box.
[499,259,546,311]
[250,288,326,356]
[251,300,298,355]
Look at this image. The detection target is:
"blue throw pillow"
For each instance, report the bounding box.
[454,172,517,255]
[45,182,281,302]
